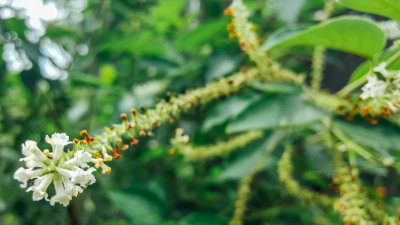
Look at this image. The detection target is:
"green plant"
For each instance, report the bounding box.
[4,0,400,224]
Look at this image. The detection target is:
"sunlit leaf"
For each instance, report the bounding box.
[263,16,386,59]
[338,0,400,20]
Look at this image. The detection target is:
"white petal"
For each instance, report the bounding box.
[22,140,48,162]
[62,177,82,197]
[101,147,113,162]
[65,150,93,167]
[30,174,53,201]
[50,179,71,207]
[373,62,389,77]
[360,75,387,100]
[91,158,103,168]
[14,168,44,188]
[46,133,71,161]
[20,155,46,168]
[56,168,76,179]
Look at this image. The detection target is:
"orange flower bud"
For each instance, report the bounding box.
[130,138,139,146]
[169,148,177,155]
[224,7,233,16]
[130,109,137,116]
[227,23,235,31]
[377,186,387,197]
[229,32,236,39]
[120,113,127,121]
[139,129,146,137]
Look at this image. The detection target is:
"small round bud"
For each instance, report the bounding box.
[130,109,137,116]
[120,113,127,121]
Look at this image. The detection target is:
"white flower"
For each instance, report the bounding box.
[373,62,389,77]
[14,133,98,207]
[360,75,387,100]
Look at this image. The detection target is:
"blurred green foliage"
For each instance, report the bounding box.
[1,0,400,225]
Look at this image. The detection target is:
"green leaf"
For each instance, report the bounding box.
[176,19,228,51]
[153,0,186,32]
[349,47,400,83]
[202,94,261,132]
[338,0,400,20]
[108,190,165,225]
[100,32,166,56]
[162,222,187,225]
[70,74,102,87]
[263,16,386,59]
[348,61,372,83]
[181,212,226,225]
[205,54,240,81]
[226,94,328,133]
[217,132,284,180]
[332,120,400,156]
[100,64,117,86]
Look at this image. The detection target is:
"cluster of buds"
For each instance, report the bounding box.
[332,165,396,225]
[225,0,302,83]
[171,129,264,160]
[277,144,332,206]
[70,69,265,174]
[333,166,373,225]
[225,0,274,71]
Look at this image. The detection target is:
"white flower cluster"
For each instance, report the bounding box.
[360,62,400,112]
[14,133,98,206]
[378,20,400,40]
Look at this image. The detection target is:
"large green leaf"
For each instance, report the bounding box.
[108,189,166,225]
[263,16,386,59]
[338,0,400,20]
[226,94,328,133]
